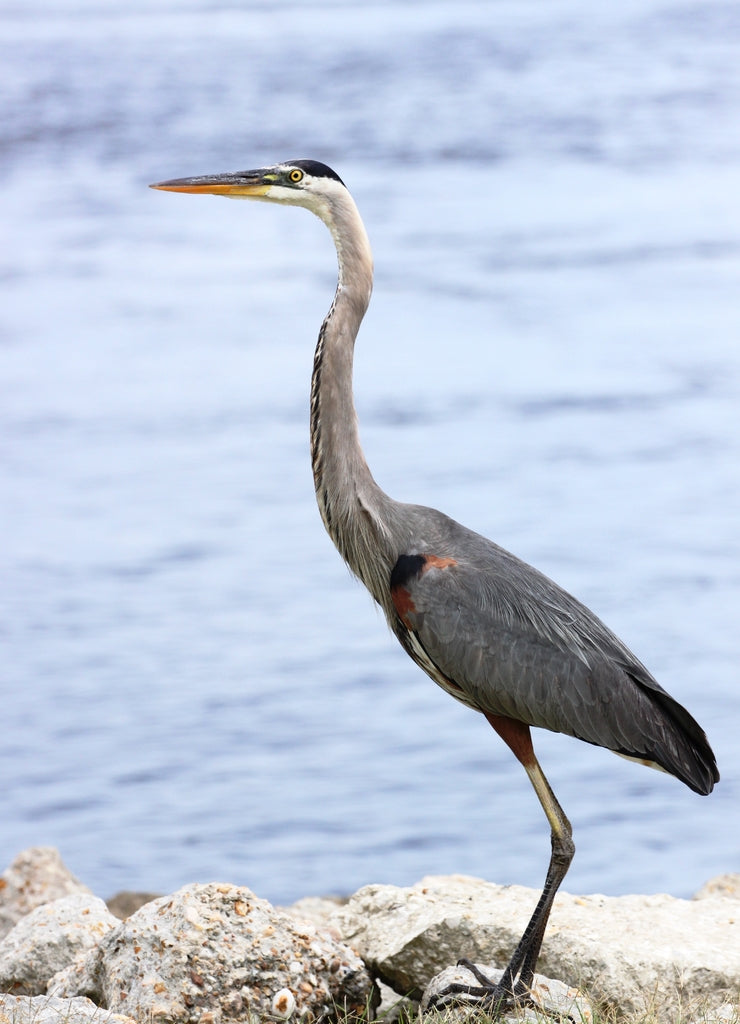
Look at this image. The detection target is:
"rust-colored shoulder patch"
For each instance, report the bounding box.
[422,555,457,573]
[390,585,416,629]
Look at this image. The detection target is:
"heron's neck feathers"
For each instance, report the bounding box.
[308,186,396,600]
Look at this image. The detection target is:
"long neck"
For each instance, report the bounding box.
[309,189,396,602]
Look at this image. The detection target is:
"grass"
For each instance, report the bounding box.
[366,1006,740,1024]
[338,988,740,1024]
[3,991,738,1023]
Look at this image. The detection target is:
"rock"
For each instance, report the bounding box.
[54,881,377,1022]
[0,994,137,1024]
[328,874,740,1016]
[694,875,740,901]
[375,980,414,1023]
[0,893,118,996]
[0,848,91,941]
[105,891,161,920]
[279,896,348,936]
[689,1004,740,1024]
[421,962,593,1022]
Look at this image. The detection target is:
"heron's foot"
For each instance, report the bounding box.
[423,960,518,1016]
[423,960,575,1021]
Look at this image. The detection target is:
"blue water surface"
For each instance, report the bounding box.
[1,0,738,904]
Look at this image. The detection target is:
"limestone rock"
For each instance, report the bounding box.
[55,881,376,1022]
[689,1004,740,1024]
[279,896,347,936]
[421,962,593,1022]
[328,873,740,1016]
[374,980,414,1023]
[0,848,91,941]
[0,893,118,996]
[329,874,519,998]
[0,994,137,1024]
[694,874,740,901]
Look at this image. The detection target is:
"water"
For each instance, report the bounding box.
[1,0,738,906]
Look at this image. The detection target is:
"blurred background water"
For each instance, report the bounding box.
[1,0,738,906]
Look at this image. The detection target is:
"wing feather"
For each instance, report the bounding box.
[391,548,717,795]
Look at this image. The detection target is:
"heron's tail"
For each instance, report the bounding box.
[627,676,719,795]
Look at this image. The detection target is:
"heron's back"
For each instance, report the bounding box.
[384,502,719,796]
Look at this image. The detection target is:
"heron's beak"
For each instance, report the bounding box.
[149,171,272,197]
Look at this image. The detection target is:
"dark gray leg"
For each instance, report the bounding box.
[429,717,575,1017]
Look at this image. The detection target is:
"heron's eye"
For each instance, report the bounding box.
[289,169,304,183]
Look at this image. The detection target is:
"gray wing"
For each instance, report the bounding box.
[389,547,717,795]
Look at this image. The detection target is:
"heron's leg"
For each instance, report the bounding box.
[485,714,574,995]
[431,715,574,1014]
[505,762,574,993]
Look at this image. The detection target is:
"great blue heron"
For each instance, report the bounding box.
[151,160,718,1014]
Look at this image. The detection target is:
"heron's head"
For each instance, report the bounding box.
[151,158,371,279]
[150,159,347,219]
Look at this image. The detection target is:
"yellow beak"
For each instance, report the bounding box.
[149,171,271,197]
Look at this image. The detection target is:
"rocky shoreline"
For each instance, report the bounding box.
[0,847,738,1022]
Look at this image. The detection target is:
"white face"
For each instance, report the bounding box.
[242,166,356,243]
[257,165,346,217]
